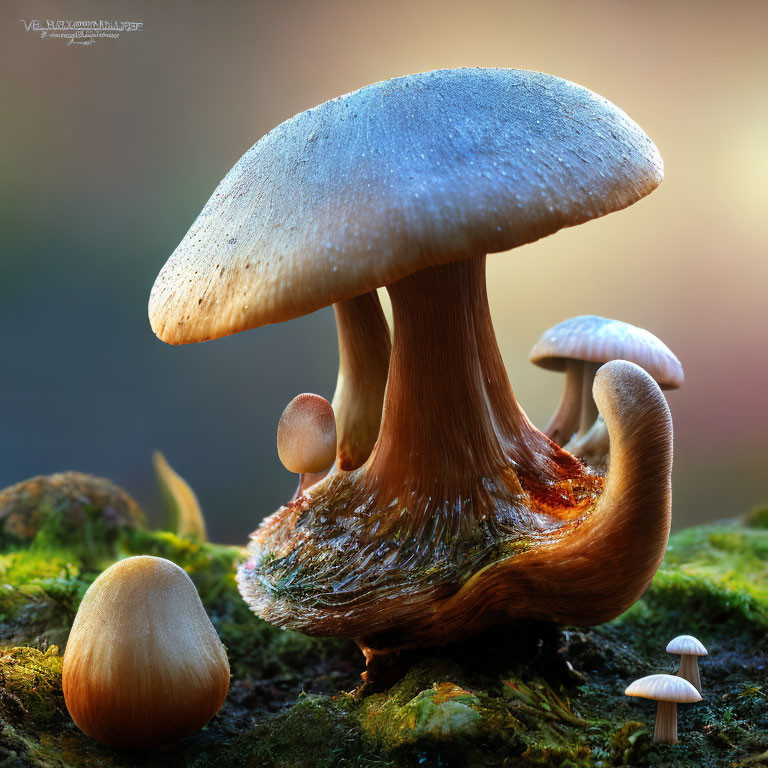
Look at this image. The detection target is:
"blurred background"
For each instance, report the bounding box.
[1,0,766,543]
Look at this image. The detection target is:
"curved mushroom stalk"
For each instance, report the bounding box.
[331,292,391,471]
[357,360,672,655]
[291,293,390,496]
[153,452,208,540]
[564,415,610,472]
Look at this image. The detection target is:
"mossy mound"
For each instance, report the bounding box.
[1,485,767,767]
[0,473,144,566]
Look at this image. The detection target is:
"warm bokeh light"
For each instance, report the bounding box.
[1,0,766,540]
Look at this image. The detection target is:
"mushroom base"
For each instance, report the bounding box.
[238,362,672,655]
[237,466,603,648]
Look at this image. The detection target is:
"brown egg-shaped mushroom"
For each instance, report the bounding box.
[277,394,337,495]
[150,68,668,673]
[63,556,230,748]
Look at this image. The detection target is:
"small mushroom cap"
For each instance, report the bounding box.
[149,68,663,344]
[666,634,708,656]
[277,394,337,474]
[625,674,702,703]
[530,315,683,389]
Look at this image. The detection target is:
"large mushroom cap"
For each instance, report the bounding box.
[625,674,702,703]
[530,315,683,389]
[149,68,663,344]
[666,634,708,656]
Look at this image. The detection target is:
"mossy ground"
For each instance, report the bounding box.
[1,490,767,767]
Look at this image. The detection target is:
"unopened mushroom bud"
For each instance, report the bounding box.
[63,556,230,748]
[625,674,701,744]
[667,634,708,693]
[277,393,337,495]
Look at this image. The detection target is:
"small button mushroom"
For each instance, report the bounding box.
[625,674,701,744]
[277,393,337,496]
[62,556,230,748]
[667,634,708,693]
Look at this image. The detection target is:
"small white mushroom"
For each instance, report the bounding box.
[667,634,708,693]
[529,315,684,466]
[625,673,701,743]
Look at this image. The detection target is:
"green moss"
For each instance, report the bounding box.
[2,511,768,767]
[0,550,85,646]
[361,681,483,749]
[235,693,373,768]
[0,645,65,725]
[744,504,768,529]
[0,473,144,568]
[617,523,768,652]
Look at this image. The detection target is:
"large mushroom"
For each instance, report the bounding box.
[530,315,683,467]
[149,69,671,663]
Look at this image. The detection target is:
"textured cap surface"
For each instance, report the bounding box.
[150,68,663,344]
[625,674,702,703]
[666,634,708,656]
[530,315,683,389]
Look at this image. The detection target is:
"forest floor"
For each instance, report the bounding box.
[0,474,767,767]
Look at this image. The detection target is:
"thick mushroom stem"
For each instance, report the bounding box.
[545,360,583,445]
[368,255,567,508]
[654,701,678,744]
[577,362,602,436]
[678,655,702,693]
[332,293,391,471]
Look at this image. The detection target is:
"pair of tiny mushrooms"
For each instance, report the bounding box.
[625,635,708,744]
[61,67,686,749]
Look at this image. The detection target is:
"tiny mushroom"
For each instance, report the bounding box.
[62,556,230,748]
[625,673,701,744]
[277,393,338,496]
[530,315,683,466]
[667,634,708,693]
[150,68,672,671]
